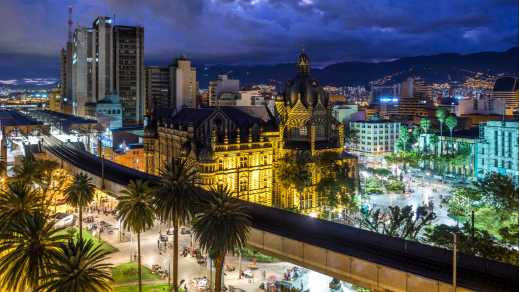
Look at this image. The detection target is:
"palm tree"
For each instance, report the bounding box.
[435,108,448,154]
[37,238,113,292]
[419,118,431,134]
[64,173,95,240]
[419,118,431,153]
[116,180,155,292]
[0,180,43,230]
[13,156,40,184]
[398,126,410,152]
[193,186,251,292]
[0,212,68,291]
[154,158,198,292]
[445,115,458,153]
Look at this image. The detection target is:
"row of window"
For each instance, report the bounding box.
[360,141,393,146]
[98,108,121,115]
[352,124,399,129]
[480,158,516,170]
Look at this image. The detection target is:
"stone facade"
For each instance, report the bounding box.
[144,52,358,212]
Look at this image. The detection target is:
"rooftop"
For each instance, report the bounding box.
[165,106,278,131]
[0,109,42,127]
[493,76,518,92]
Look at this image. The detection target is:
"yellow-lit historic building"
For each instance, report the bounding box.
[144,52,357,212]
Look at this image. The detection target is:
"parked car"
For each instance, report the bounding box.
[54,213,76,228]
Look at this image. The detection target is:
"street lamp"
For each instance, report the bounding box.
[452,232,457,292]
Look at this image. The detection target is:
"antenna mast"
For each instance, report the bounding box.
[68,6,73,42]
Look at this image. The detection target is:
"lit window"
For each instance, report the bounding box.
[239,180,248,192]
[299,127,307,136]
[240,157,248,168]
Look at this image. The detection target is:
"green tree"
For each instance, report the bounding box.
[193,186,251,292]
[419,118,431,134]
[154,158,198,292]
[0,180,43,231]
[0,213,68,291]
[477,173,519,213]
[445,115,458,152]
[424,223,517,265]
[315,152,356,210]
[359,205,436,239]
[13,156,41,184]
[429,134,439,154]
[345,128,359,145]
[276,152,311,209]
[398,126,410,152]
[116,180,155,292]
[435,108,448,154]
[64,173,95,240]
[447,186,483,218]
[477,173,519,232]
[37,238,113,292]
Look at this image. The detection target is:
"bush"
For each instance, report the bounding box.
[364,177,383,194]
[239,247,279,263]
[385,179,405,193]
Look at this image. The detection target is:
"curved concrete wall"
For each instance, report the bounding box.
[247,228,473,292]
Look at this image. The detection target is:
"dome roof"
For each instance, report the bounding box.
[283,52,329,108]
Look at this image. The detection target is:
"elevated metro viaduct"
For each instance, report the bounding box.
[40,136,519,292]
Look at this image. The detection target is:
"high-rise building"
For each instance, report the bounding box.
[113,25,145,125]
[143,57,197,118]
[92,17,114,104]
[60,7,74,114]
[60,43,73,106]
[491,76,519,116]
[208,75,240,106]
[144,66,170,116]
[71,26,95,116]
[68,16,144,126]
[397,77,434,118]
[350,116,400,155]
[477,120,519,184]
[170,57,198,110]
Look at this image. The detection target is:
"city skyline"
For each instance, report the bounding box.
[0,0,518,79]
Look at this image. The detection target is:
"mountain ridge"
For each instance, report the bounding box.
[197,46,519,88]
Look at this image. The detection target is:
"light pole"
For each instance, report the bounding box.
[452,232,457,292]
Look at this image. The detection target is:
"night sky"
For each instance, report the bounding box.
[0,0,517,79]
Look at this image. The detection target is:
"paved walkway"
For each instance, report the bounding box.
[86,210,316,291]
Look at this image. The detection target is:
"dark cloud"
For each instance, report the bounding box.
[0,0,517,79]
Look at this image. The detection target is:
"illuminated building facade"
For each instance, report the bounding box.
[491,76,519,115]
[144,52,358,211]
[350,116,400,154]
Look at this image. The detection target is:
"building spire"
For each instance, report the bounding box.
[67,6,73,42]
[297,49,310,75]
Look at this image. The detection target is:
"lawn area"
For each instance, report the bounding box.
[63,227,118,253]
[112,262,161,284]
[81,228,118,253]
[113,284,170,292]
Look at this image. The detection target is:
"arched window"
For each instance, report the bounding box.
[218,159,223,171]
[239,180,248,192]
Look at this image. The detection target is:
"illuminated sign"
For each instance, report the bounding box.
[379,96,399,103]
